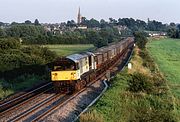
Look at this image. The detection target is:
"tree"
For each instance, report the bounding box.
[170,22,176,27]
[134,31,148,49]
[11,22,19,26]
[109,18,117,25]
[88,18,100,28]
[177,24,180,30]
[0,28,6,37]
[5,25,46,44]
[34,19,40,26]
[136,19,147,30]
[100,19,109,28]
[81,17,87,24]
[67,20,76,27]
[0,38,20,50]
[167,28,178,38]
[25,20,32,24]
[85,30,101,44]
[0,22,4,26]
[93,38,107,48]
[80,18,100,28]
[147,20,166,31]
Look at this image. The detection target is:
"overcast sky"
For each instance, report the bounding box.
[0,0,179,24]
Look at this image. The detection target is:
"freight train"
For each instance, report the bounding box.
[51,37,134,93]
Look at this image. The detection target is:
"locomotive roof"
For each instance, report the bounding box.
[67,52,94,62]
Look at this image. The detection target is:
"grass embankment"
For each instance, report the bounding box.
[44,44,95,56]
[80,39,179,121]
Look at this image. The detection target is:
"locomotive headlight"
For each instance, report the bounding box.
[71,72,75,75]
[71,72,76,78]
[53,73,57,76]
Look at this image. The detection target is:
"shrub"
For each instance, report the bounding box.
[80,110,104,122]
[127,72,154,93]
[130,107,176,122]
[0,38,20,50]
[134,31,148,49]
[139,50,157,72]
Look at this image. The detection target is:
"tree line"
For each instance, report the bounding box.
[0,24,121,48]
[0,18,179,47]
[167,23,180,38]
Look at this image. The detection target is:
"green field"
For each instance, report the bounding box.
[147,38,180,98]
[44,44,95,56]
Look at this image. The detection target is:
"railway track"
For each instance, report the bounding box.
[0,82,52,107]
[8,93,66,122]
[0,87,54,119]
[0,82,53,120]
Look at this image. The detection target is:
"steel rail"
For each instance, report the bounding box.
[9,93,65,122]
[0,87,53,118]
[0,82,52,113]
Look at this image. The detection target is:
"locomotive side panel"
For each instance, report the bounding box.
[103,52,108,62]
[107,50,112,59]
[96,54,103,67]
[79,57,89,76]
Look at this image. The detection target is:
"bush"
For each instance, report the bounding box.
[0,38,57,73]
[127,72,154,93]
[139,50,157,72]
[0,38,20,50]
[130,107,176,122]
[80,110,104,122]
[134,31,148,49]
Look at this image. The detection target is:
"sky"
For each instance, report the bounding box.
[0,0,179,24]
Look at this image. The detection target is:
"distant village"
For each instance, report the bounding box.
[41,7,128,35]
[0,7,169,37]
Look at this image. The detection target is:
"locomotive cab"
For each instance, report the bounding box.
[51,58,81,81]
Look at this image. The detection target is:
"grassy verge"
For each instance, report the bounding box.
[43,44,95,56]
[147,38,180,118]
[80,43,179,121]
[147,38,180,97]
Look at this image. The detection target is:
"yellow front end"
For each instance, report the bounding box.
[51,70,80,81]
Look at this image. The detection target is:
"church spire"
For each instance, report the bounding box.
[77,7,81,24]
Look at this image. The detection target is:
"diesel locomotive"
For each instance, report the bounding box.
[51,37,134,93]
